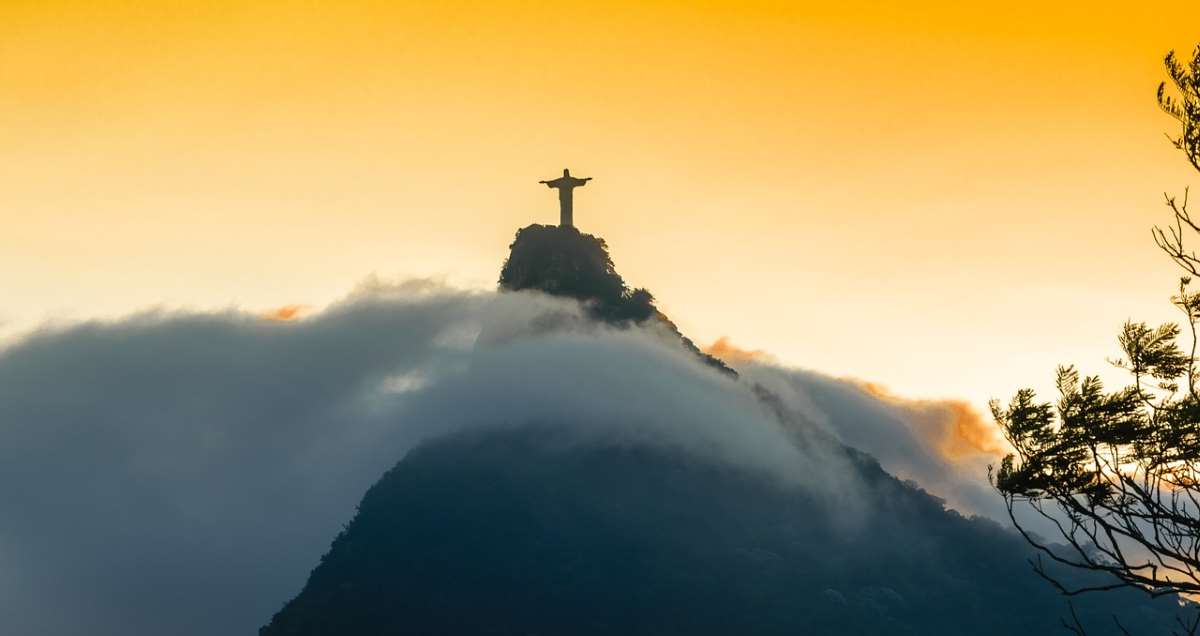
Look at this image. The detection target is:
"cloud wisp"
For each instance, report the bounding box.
[730,359,1006,520]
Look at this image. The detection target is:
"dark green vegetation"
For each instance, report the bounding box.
[499,223,731,374]
[994,45,1200,608]
[261,429,1182,635]
[499,223,655,323]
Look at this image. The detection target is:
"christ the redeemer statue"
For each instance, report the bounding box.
[539,168,591,227]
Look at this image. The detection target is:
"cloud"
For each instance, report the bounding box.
[855,381,1008,460]
[0,284,483,635]
[0,283,874,636]
[738,362,1006,519]
[262,304,310,321]
[701,337,1008,517]
[0,283,1020,635]
[703,336,777,366]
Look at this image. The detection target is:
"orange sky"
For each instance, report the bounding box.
[2,1,1198,411]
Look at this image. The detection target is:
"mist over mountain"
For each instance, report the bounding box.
[0,223,1186,634]
[0,279,853,636]
[259,225,1185,635]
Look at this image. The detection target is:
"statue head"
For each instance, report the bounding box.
[562,168,570,176]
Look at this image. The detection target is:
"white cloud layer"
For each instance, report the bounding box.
[0,282,1000,635]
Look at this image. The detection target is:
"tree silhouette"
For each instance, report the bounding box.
[992,45,1200,630]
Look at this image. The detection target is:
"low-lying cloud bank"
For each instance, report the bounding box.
[737,365,1007,520]
[0,282,1003,635]
[702,337,1009,519]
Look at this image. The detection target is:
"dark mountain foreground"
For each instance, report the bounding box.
[261,224,1187,634]
[261,429,1182,635]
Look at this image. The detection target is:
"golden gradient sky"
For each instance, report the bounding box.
[2,1,1199,411]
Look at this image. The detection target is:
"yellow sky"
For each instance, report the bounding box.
[2,1,1198,411]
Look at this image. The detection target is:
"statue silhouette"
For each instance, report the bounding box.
[539,168,591,227]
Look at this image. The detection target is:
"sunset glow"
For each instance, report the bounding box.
[3,1,1199,411]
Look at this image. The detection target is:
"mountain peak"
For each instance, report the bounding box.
[498,223,732,374]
